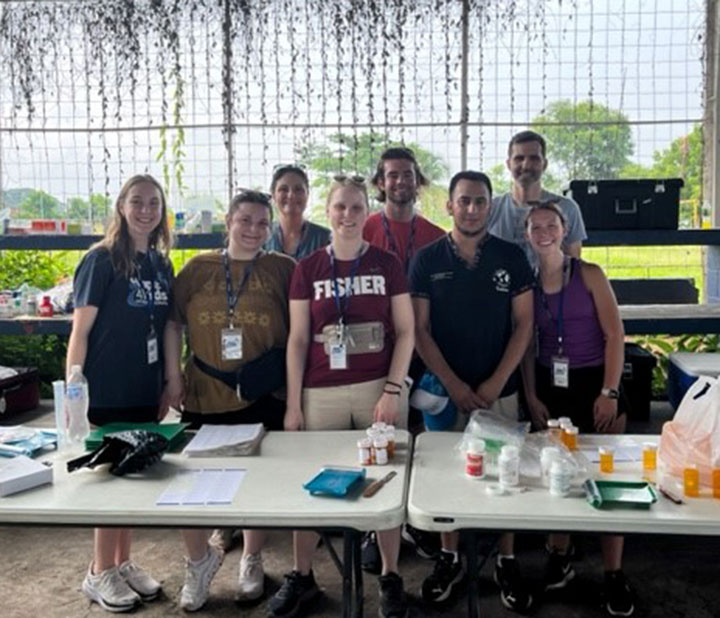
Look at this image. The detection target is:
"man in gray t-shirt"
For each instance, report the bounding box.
[489,130,587,266]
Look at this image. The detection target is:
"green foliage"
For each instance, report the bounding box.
[532,100,633,181]
[0,250,69,395]
[0,250,63,289]
[66,193,111,222]
[14,189,62,219]
[633,333,720,398]
[299,131,450,225]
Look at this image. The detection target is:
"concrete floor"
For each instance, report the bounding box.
[1,402,719,618]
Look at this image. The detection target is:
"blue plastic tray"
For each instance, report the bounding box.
[303,466,367,497]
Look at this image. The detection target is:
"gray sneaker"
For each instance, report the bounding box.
[237,552,265,601]
[180,545,224,612]
[118,559,161,601]
[82,564,141,613]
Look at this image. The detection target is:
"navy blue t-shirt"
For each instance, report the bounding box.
[409,234,533,396]
[73,247,173,410]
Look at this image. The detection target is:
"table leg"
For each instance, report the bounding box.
[342,530,354,618]
[353,530,364,618]
[463,529,480,618]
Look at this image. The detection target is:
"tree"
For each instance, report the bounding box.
[532,100,633,182]
[14,189,62,219]
[66,193,111,222]
[298,131,450,225]
[620,124,704,227]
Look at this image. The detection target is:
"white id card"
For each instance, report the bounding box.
[147,334,159,364]
[552,355,570,388]
[221,328,243,360]
[329,342,348,370]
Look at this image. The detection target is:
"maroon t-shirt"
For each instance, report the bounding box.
[363,211,446,272]
[290,245,408,387]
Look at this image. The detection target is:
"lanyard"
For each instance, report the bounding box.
[277,221,308,259]
[538,257,570,355]
[222,249,259,328]
[380,212,416,273]
[133,251,157,334]
[329,245,363,324]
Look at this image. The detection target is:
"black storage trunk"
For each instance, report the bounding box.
[0,367,40,417]
[621,344,657,421]
[564,178,683,230]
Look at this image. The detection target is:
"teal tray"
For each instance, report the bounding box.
[583,479,658,510]
[303,466,366,497]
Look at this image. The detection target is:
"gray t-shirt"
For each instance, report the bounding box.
[489,189,587,266]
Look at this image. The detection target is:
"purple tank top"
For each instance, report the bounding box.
[535,258,605,368]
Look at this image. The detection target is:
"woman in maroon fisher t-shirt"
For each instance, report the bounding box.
[269,175,414,618]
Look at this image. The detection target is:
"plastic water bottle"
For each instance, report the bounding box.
[65,365,90,449]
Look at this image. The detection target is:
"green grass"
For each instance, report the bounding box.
[583,246,705,300]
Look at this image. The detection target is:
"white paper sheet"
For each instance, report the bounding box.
[156,468,246,506]
[182,424,264,456]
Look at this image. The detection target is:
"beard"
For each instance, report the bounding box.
[456,224,486,238]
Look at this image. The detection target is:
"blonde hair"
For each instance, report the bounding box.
[325,174,369,210]
[92,174,172,277]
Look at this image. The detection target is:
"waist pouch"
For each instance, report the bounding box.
[192,347,286,402]
[313,321,385,356]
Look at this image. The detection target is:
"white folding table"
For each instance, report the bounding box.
[408,432,720,617]
[0,430,411,618]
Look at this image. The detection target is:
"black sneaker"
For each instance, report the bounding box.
[378,572,409,618]
[421,550,465,604]
[493,557,533,613]
[604,570,635,617]
[401,523,440,560]
[268,570,320,617]
[362,531,382,575]
[543,549,576,591]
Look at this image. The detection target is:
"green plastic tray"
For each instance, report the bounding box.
[583,479,658,509]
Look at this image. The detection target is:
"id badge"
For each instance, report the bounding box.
[146,333,159,365]
[329,342,348,370]
[552,355,570,388]
[221,327,243,360]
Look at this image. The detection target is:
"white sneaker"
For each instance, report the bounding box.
[118,559,161,601]
[180,545,224,612]
[82,563,141,613]
[209,528,236,551]
[237,552,264,601]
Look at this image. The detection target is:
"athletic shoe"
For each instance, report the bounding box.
[604,570,635,617]
[378,572,409,618]
[118,559,161,601]
[209,527,236,551]
[421,550,465,604]
[493,557,533,612]
[82,564,141,613]
[401,523,440,559]
[237,552,264,601]
[543,550,576,591]
[180,545,224,612]
[361,531,382,574]
[268,570,320,617]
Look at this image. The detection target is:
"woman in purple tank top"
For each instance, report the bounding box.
[522,202,635,618]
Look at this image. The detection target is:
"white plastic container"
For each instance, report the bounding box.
[498,444,520,487]
[549,459,572,497]
[541,446,561,487]
[52,379,66,450]
[65,365,90,449]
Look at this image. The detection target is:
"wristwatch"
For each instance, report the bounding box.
[600,387,620,400]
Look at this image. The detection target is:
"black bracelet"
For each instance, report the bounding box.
[386,379,402,388]
[383,389,401,396]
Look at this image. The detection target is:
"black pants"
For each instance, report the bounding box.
[181,394,286,431]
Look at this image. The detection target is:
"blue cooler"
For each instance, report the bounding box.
[668,352,720,411]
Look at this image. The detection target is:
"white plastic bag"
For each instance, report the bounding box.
[659,375,720,486]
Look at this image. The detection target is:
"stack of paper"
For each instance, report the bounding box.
[182,424,265,457]
[0,455,53,496]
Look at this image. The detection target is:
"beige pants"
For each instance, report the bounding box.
[303,377,409,430]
